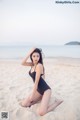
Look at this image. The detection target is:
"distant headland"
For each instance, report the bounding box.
[65,41,80,45]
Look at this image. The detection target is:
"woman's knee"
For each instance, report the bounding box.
[37,108,47,116]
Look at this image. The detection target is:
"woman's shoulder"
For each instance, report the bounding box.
[36,63,43,71]
[36,63,43,67]
[36,63,44,74]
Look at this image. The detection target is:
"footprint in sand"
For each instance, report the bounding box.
[16,108,35,119]
[0,92,5,99]
[9,86,21,92]
[0,102,3,109]
[0,102,7,109]
[9,86,17,90]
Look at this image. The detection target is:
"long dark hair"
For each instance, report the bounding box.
[30,48,43,64]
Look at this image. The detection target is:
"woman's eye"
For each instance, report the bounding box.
[33,55,39,57]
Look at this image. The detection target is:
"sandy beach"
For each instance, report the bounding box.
[0,57,80,120]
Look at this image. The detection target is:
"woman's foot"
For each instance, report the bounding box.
[52,100,63,110]
[19,100,38,108]
[19,99,32,107]
[47,99,63,112]
[19,97,42,108]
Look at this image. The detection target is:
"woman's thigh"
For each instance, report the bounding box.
[38,89,51,114]
[20,90,42,106]
[31,90,42,102]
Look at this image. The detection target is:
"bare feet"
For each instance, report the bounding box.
[47,99,63,112]
[19,99,32,107]
[52,100,63,110]
[19,100,38,108]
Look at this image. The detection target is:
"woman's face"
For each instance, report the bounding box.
[32,52,40,64]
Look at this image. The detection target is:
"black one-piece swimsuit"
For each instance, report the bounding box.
[29,69,51,95]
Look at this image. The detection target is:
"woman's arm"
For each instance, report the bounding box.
[21,48,35,66]
[30,64,42,100]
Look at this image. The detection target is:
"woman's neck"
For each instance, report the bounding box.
[33,62,38,66]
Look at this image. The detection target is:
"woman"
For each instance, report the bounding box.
[20,48,63,116]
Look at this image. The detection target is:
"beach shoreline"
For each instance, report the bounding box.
[0,57,80,120]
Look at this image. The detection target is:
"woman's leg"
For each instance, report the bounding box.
[19,94,32,107]
[37,89,51,116]
[37,89,63,116]
[19,91,42,107]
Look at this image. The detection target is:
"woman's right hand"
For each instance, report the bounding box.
[21,47,36,66]
[28,47,36,55]
[30,47,36,53]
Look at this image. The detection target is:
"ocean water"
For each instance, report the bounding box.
[0,45,80,59]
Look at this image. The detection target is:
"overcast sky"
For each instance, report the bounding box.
[0,0,80,45]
